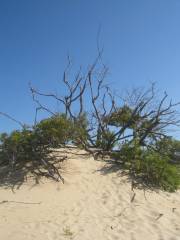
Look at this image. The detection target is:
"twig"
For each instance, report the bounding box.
[0,112,25,128]
[0,200,41,205]
[130,192,136,203]
[155,213,163,221]
[172,208,176,212]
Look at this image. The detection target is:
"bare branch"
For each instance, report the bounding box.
[0,112,25,128]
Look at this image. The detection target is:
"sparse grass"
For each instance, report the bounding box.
[63,226,74,239]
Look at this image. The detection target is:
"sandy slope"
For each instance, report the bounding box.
[0,148,180,240]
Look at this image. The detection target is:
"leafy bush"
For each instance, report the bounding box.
[0,128,51,170]
[141,151,180,191]
[0,115,73,186]
[114,140,180,192]
[156,137,180,163]
[35,114,73,147]
[106,105,140,129]
[96,129,116,151]
[71,113,89,147]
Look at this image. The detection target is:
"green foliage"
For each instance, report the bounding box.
[0,113,74,167]
[0,114,74,186]
[0,128,50,168]
[71,113,89,147]
[156,137,180,163]
[116,141,180,192]
[107,105,140,129]
[96,129,116,151]
[141,151,180,192]
[118,139,142,164]
[35,114,73,147]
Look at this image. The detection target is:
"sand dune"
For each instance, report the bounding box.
[0,148,180,240]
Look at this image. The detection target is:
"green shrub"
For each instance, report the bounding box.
[106,105,140,129]
[115,142,180,192]
[155,137,180,163]
[0,115,72,185]
[0,128,51,168]
[71,113,89,147]
[140,151,180,191]
[35,114,73,147]
[95,129,116,151]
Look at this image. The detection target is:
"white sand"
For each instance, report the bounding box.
[0,148,180,240]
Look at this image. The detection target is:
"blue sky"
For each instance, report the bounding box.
[0,0,180,137]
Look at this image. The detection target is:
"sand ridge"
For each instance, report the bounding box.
[0,148,180,240]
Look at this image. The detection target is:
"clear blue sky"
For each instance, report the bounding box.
[0,0,180,137]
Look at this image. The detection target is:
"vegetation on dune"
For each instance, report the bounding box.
[0,117,67,187]
[35,114,73,147]
[0,52,180,191]
[112,139,180,192]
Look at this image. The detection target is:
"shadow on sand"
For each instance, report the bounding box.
[95,157,156,192]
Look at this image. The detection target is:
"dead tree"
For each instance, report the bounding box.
[30,52,180,155]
